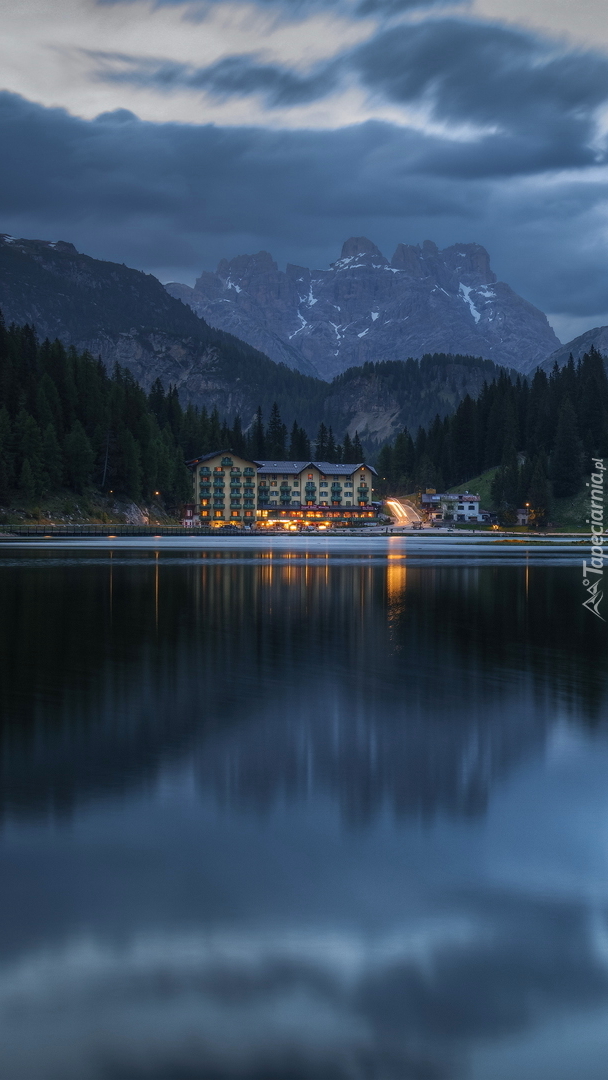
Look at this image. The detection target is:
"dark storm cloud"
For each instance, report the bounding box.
[1,89,608,318]
[354,19,608,146]
[90,18,608,175]
[89,50,339,106]
[0,89,487,232]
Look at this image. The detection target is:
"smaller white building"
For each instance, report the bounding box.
[420,492,482,523]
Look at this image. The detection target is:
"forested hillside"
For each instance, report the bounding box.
[376,350,608,524]
[4,302,603,525]
[0,318,335,507]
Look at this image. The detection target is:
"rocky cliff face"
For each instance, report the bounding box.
[166,237,560,379]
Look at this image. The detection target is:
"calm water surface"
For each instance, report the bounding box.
[0,539,607,1080]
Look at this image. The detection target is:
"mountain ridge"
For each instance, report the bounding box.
[542,325,608,370]
[166,236,561,378]
[0,232,513,445]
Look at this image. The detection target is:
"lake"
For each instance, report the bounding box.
[0,537,607,1080]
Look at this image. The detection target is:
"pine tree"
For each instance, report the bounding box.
[250,406,266,457]
[527,455,551,527]
[172,447,193,504]
[393,429,415,485]
[577,348,608,458]
[148,377,166,426]
[19,457,36,500]
[326,426,336,463]
[288,421,310,459]
[0,407,12,500]
[63,421,95,494]
[315,422,328,459]
[376,444,394,492]
[266,402,287,458]
[208,408,222,451]
[14,409,44,478]
[219,418,231,448]
[42,423,63,490]
[550,397,582,497]
[231,415,246,456]
[352,431,363,461]
[416,453,441,493]
[342,432,354,462]
[450,394,478,482]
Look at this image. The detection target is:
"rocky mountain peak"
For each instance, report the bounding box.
[166,236,560,379]
[217,250,278,282]
[338,236,387,263]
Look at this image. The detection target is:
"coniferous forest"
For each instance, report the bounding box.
[375,349,608,523]
[0,318,358,509]
[1,312,606,523]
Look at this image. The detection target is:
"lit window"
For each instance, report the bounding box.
[308,473,313,479]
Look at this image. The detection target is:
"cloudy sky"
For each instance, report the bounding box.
[2,0,608,341]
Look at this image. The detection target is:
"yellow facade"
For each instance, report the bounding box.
[190,453,376,526]
[257,463,374,511]
[193,452,259,526]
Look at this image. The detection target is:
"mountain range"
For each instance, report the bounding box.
[166,236,561,378]
[0,232,513,444]
[1,231,605,448]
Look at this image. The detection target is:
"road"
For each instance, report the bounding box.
[384,498,424,525]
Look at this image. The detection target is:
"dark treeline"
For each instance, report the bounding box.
[248,406,364,463]
[376,350,608,523]
[0,320,194,505]
[0,319,365,507]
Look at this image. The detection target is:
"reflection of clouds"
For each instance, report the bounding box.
[0,923,474,1080]
[1,902,608,1079]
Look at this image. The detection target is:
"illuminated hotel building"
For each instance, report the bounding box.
[187,452,378,526]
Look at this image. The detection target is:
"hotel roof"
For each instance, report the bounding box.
[255,460,377,476]
[186,453,377,476]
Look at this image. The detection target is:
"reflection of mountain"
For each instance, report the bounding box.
[0,553,605,823]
